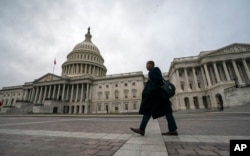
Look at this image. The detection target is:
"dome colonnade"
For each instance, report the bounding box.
[62,27,107,77]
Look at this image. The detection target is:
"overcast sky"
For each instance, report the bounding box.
[0,0,250,89]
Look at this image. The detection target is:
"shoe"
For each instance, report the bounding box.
[162,131,178,136]
[130,128,145,136]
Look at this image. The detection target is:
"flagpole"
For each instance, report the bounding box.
[53,58,56,74]
[52,64,55,74]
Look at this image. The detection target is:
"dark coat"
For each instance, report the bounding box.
[139,67,172,119]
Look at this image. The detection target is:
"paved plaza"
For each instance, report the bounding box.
[0,105,250,156]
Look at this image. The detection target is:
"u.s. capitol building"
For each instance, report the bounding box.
[1,29,250,114]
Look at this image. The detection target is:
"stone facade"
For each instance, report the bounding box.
[0,29,250,114]
[169,43,250,111]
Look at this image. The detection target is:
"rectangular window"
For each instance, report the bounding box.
[125,104,128,110]
[133,103,137,110]
[98,104,101,111]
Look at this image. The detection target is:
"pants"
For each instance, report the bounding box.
[140,113,177,131]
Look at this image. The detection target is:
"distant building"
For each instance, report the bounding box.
[1,29,250,114]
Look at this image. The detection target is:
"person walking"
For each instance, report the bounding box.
[130,60,178,136]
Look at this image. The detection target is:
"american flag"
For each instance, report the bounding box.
[54,58,56,65]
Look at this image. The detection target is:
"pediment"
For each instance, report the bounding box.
[34,73,63,83]
[206,43,250,57]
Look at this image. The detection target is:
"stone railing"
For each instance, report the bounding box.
[101,71,143,78]
[173,56,199,62]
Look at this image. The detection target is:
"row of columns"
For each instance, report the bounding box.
[174,58,250,91]
[62,64,105,76]
[23,83,92,104]
[64,105,87,114]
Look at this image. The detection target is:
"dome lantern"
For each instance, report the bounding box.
[84,27,92,42]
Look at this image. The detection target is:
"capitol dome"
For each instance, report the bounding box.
[62,28,107,77]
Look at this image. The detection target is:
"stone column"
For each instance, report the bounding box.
[85,65,87,74]
[242,58,250,80]
[52,85,56,100]
[204,64,212,87]
[201,67,207,88]
[29,88,33,102]
[92,66,95,75]
[192,67,199,90]
[48,85,52,99]
[98,68,101,76]
[70,85,74,102]
[175,69,181,91]
[89,84,92,99]
[61,84,65,101]
[66,85,69,101]
[213,62,221,83]
[43,86,47,102]
[38,86,43,103]
[184,68,190,91]
[232,60,243,85]
[75,84,79,102]
[57,84,61,100]
[222,61,230,81]
[30,88,35,102]
[34,87,38,103]
[86,83,89,101]
[80,83,84,102]
[76,64,79,73]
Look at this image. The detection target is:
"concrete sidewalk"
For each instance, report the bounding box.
[114,119,168,156]
[0,111,250,155]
